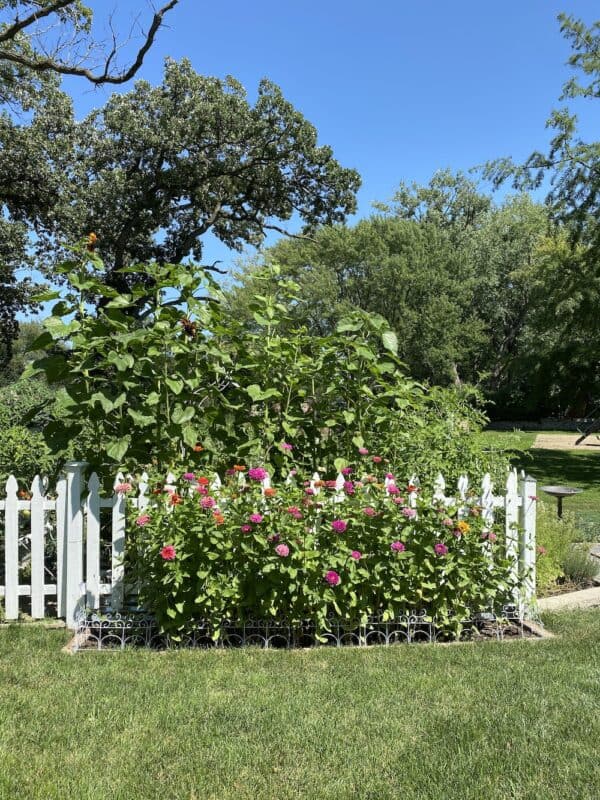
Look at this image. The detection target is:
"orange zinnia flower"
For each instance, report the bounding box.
[233,464,246,472]
[264,487,277,497]
[212,512,225,525]
[193,443,204,452]
[169,493,183,506]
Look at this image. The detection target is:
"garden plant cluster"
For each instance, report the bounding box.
[125,455,516,639]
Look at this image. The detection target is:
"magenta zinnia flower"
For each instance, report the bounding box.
[249,513,263,524]
[248,467,268,481]
[434,542,449,556]
[390,540,405,552]
[325,570,341,586]
[275,543,290,557]
[341,467,353,476]
[160,545,176,561]
[331,519,347,533]
[200,496,216,509]
[343,481,355,495]
[135,514,151,526]
[350,550,362,560]
[182,472,196,481]
[280,442,293,451]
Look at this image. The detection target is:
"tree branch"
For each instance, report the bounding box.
[0,0,179,85]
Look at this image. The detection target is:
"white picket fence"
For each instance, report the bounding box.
[0,462,536,629]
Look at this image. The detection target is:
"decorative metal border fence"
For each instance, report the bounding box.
[72,606,527,652]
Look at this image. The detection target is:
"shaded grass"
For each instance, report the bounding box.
[1,612,600,799]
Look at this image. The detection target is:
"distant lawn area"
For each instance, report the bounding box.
[478,429,600,529]
[1,613,599,799]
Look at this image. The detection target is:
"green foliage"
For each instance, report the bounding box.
[535,502,578,594]
[562,545,600,585]
[0,425,54,485]
[32,255,502,485]
[127,467,516,639]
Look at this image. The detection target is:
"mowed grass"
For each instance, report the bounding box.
[478,429,600,524]
[1,613,600,800]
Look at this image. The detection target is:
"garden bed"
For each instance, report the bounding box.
[68,606,544,652]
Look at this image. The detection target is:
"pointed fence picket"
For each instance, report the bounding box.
[0,462,537,628]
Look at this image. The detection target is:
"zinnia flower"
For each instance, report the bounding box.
[434,542,449,556]
[249,513,263,524]
[343,481,355,495]
[456,520,470,534]
[442,517,454,527]
[280,442,293,451]
[200,496,216,509]
[350,550,362,560]
[193,443,204,452]
[169,493,183,506]
[240,524,252,533]
[387,484,400,495]
[233,464,246,472]
[182,472,196,481]
[197,476,210,486]
[372,456,382,463]
[248,467,268,481]
[160,545,176,561]
[275,543,290,557]
[286,506,303,519]
[358,447,369,455]
[401,507,417,519]
[325,570,341,586]
[212,512,225,525]
[135,514,151,526]
[487,532,497,542]
[341,467,353,476]
[115,482,132,494]
[264,487,277,497]
[390,540,405,552]
[362,507,377,517]
[331,519,347,533]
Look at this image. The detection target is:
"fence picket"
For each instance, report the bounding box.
[137,472,149,511]
[3,475,19,619]
[55,474,67,617]
[111,473,126,611]
[504,469,519,595]
[86,473,101,611]
[29,475,45,618]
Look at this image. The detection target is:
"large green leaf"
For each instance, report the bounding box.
[172,406,195,425]
[381,330,398,355]
[106,437,131,462]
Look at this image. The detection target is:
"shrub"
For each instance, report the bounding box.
[126,462,517,640]
[535,502,578,593]
[562,545,599,585]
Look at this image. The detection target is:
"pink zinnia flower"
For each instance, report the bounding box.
[362,507,377,517]
[275,543,290,557]
[385,473,395,480]
[160,545,176,561]
[402,507,417,519]
[248,467,268,481]
[331,519,347,533]
[200,496,216,509]
[387,484,400,495]
[358,447,369,455]
[325,570,341,586]
[392,496,404,505]
[115,482,132,494]
[286,506,303,520]
[341,467,353,476]
[390,540,405,552]
[488,532,497,542]
[241,524,252,533]
[372,456,382,463]
[182,472,196,481]
[305,487,315,495]
[249,513,263,524]
[442,517,454,527]
[350,550,362,560]
[343,481,355,495]
[135,514,151,526]
[280,442,293,451]
[434,542,449,556]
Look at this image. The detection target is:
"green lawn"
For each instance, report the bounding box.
[479,429,600,530]
[1,613,600,800]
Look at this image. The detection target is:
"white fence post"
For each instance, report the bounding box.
[64,461,87,629]
[3,475,19,619]
[519,472,537,606]
[55,473,67,618]
[111,473,126,612]
[504,469,519,602]
[85,473,101,611]
[29,475,46,619]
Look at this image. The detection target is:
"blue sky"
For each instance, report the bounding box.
[57,0,600,273]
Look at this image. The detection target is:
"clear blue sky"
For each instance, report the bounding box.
[61,0,599,272]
